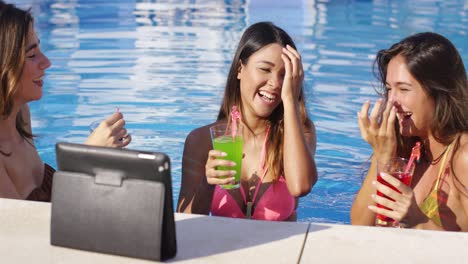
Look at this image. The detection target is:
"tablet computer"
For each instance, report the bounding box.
[51,142,177,261]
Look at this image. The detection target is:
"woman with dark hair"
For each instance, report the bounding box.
[351,32,468,231]
[177,22,317,221]
[0,1,131,201]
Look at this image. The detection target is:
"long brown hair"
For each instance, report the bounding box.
[374,32,467,148]
[0,1,34,144]
[373,32,468,191]
[217,21,312,180]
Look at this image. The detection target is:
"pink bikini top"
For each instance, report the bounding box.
[210,126,295,221]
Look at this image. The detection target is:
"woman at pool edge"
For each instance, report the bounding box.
[351,32,468,231]
[177,22,317,221]
[0,1,131,201]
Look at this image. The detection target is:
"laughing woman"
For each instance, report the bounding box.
[351,32,468,231]
[177,22,317,221]
[0,1,131,201]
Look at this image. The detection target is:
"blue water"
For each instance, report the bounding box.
[15,0,467,224]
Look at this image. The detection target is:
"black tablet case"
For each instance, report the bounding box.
[50,142,177,261]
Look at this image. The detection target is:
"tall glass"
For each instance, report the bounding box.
[375,157,416,227]
[209,123,243,189]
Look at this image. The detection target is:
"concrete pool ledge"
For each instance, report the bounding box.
[302,222,467,263]
[1,198,466,264]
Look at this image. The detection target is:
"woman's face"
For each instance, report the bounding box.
[15,25,51,105]
[237,43,285,119]
[386,54,435,139]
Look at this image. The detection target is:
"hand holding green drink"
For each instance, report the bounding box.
[207,106,243,189]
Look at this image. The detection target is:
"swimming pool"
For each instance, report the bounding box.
[16,0,467,224]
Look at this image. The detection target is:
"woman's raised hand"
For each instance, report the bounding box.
[281,44,304,102]
[205,150,236,186]
[85,111,131,148]
[357,99,397,161]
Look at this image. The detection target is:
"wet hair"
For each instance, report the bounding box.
[0,1,34,146]
[374,32,468,147]
[217,21,312,180]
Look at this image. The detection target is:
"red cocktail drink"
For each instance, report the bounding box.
[376,172,412,224]
[375,157,415,227]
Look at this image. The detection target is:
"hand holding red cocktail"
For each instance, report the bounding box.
[373,157,416,227]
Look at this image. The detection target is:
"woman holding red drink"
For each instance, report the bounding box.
[351,32,468,231]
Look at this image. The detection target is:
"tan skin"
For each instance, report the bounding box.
[351,55,468,231]
[0,25,131,199]
[177,44,317,218]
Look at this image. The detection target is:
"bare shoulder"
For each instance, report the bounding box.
[452,133,468,191]
[184,121,225,147]
[184,122,214,151]
[185,123,213,143]
[182,121,222,159]
[454,133,468,167]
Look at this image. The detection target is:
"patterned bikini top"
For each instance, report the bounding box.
[419,141,455,227]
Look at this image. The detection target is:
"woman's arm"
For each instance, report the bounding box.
[282,100,317,197]
[350,156,378,225]
[177,126,214,214]
[351,99,398,225]
[281,45,317,197]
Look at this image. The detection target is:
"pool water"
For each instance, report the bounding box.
[15,0,467,224]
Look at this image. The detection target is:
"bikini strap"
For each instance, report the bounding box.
[433,141,455,190]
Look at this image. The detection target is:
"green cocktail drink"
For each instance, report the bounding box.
[212,135,243,189]
[210,120,244,190]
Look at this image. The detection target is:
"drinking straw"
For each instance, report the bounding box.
[404,141,421,175]
[230,106,241,139]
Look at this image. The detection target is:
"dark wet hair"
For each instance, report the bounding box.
[217,21,312,180]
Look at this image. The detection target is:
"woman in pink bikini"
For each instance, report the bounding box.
[351,32,468,231]
[177,22,317,221]
[0,1,131,201]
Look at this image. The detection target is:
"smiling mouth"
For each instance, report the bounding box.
[258,90,277,103]
[397,111,412,121]
[33,76,43,86]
